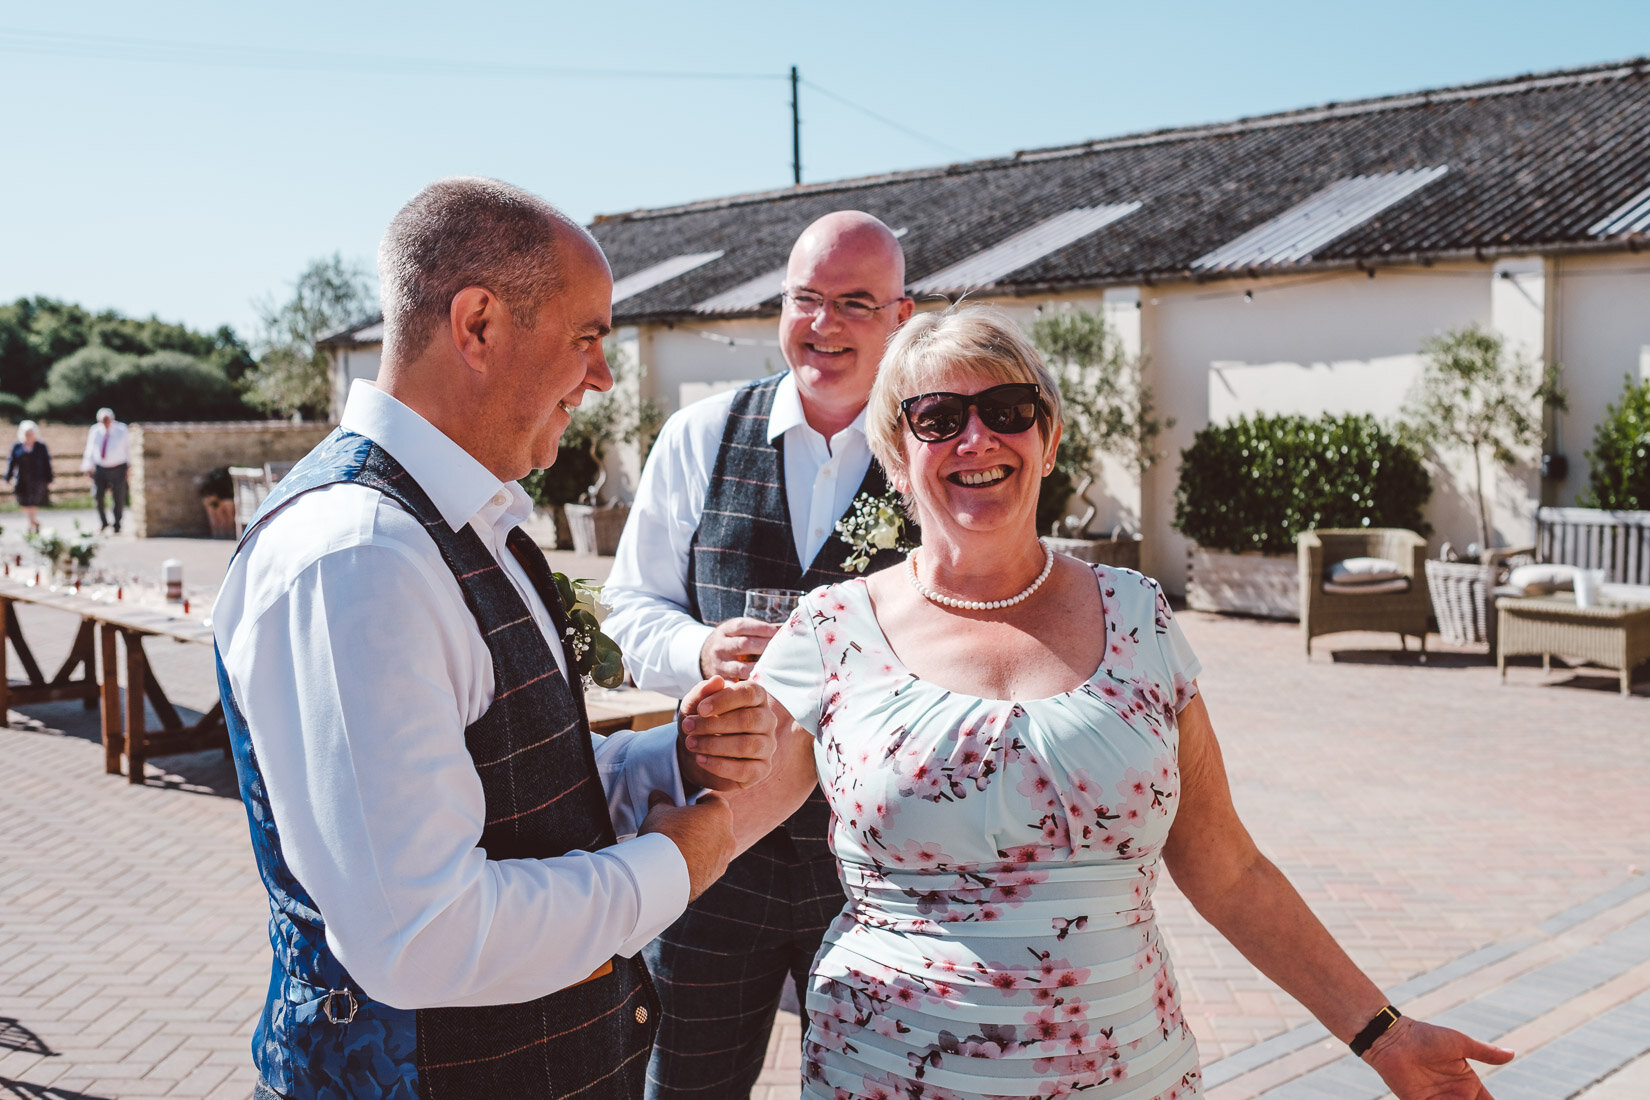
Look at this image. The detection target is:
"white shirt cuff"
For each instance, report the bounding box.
[604,831,691,955]
[669,622,715,692]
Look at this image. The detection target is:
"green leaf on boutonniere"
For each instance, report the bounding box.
[553,572,627,689]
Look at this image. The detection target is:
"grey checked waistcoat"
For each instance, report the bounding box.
[218,429,657,1099]
[686,374,909,861]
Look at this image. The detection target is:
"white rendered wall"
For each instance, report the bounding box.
[1550,252,1650,505]
[1142,264,1494,593]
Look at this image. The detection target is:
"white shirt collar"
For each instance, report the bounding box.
[766,371,869,445]
[340,379,528,533]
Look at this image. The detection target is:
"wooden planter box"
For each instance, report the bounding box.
[563,503,630,557]
[1187,545,1299,619]
[1045,535,1142,572]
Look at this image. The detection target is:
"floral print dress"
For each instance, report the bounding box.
[753,564,1204,1100]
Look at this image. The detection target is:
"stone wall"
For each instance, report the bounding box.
[132,422,331,538]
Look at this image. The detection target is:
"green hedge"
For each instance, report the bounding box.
[1173,413,1431,554]
[1579,375,1650,511]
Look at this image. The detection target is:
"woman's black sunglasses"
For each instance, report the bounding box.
[899,383,1044,443]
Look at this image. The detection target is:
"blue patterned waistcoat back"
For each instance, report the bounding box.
[216,429,657,1099]
[686,374,909,860]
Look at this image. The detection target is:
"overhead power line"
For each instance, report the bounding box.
[801,79,971,159]
[0,30,975,179]
[0,28,777,81]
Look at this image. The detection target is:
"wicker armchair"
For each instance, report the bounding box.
[1298,528,1430,657]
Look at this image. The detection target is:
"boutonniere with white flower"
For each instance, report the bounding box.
[835,485,916,573]
[552,573,625,689]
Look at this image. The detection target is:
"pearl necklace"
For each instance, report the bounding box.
[907,540,1054,611]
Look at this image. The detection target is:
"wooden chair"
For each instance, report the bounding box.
[229,466,273,537]
[1298,528,1430,657]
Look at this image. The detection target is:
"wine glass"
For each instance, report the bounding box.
[743,588,803,625]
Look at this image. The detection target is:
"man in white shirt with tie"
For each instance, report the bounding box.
[81,406,130,533]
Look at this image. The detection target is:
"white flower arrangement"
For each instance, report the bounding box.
[552,573,625,688]
[835,486,915,573]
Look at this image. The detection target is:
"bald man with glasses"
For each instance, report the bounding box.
[605,211,916,1099]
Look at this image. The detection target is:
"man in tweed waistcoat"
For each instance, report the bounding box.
[214,177,778,1099]
[604,212,914,1098]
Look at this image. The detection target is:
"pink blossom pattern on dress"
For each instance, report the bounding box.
[755,565,1205,1098]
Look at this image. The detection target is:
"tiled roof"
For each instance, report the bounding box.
[588,56,1650,324]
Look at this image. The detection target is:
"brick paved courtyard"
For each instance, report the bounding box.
[2,522,1647,1098]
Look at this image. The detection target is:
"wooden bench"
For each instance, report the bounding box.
[1534,507,1650,587]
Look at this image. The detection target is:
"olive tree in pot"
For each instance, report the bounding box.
[1401,324,1565,558]
[525,343,663,555]
[1400,324,1565,646]
[1172,413,1431,618]
[1027,306,1170,570]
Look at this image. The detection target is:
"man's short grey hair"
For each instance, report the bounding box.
[17,419,37,442]
[377,177,588,361]
[95,407,114,422]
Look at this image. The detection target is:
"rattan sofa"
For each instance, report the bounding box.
[1297,528,1431,657]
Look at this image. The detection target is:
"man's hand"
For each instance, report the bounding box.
[639,791,735,901]
[698,617,779,681]
[677,675,777,791]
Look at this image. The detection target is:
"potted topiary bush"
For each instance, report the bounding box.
[1027,306,1170,570]
[536,343,664,556]
[1577,373,1650,511]
[1173,412,1431,617]
[194,466,237,539]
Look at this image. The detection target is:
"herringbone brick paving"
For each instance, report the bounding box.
[2,523,1646,1097]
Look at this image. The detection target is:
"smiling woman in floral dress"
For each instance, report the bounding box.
[725,305,1511,1099]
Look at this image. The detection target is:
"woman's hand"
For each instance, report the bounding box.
[676,675,777,791]
[1366,1016,1513,1099]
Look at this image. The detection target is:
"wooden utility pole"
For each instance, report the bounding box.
[791,65,801,185]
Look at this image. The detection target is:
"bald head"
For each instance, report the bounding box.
[779,210,913,438]
[377,176,597,365]
[787,211,905,291]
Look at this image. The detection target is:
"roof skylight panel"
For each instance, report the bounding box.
[610,251,725,305]
[1588,184,1650,236]
[1194,166,1449,270]
[692,265,788,314]
[910,204,1142,294]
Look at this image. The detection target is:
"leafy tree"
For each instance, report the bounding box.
[1578,374,1650,510]
[244,254,377,420]
[1400,324,1565,555]
[25,345,252,422]
[1027,307,1170,537]
[0,296,257,398]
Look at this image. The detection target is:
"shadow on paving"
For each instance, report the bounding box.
[8,697,240,798]
[0,1080,112,1100]
[0,1019,51,1057]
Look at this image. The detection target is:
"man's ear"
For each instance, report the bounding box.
[449,286,499,374]
[895,296,915,325]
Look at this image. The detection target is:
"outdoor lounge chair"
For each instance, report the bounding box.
[1298,528,1430,657]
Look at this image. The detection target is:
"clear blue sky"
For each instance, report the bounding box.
[3,1,1647,344]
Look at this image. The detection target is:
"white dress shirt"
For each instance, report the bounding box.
[604,372,874,697]
[81,420,131,470]
[214,380,690,1010]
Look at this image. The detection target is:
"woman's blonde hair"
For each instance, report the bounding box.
[866,303,1063,489]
